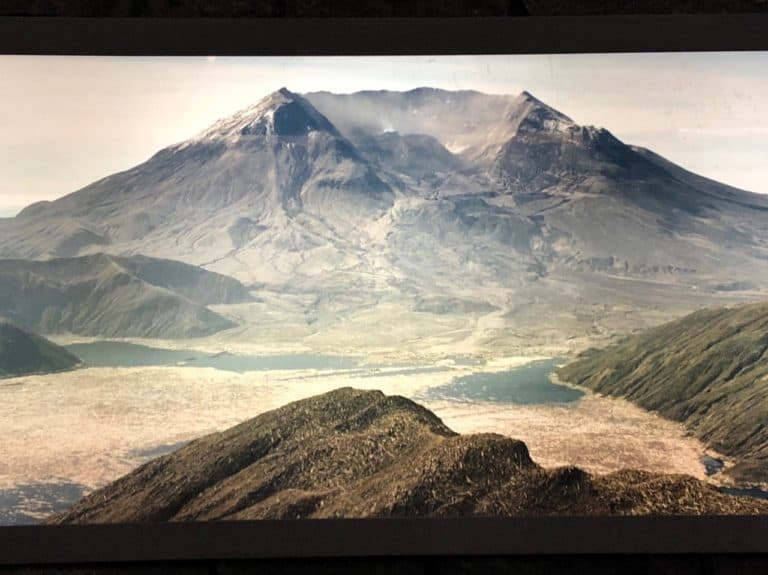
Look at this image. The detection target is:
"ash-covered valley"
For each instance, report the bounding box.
[2,87,768,523]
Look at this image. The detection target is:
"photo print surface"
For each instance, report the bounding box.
[1,53,767,525]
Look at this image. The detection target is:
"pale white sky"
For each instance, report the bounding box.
[1,53,767,217]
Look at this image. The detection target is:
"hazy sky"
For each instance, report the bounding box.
[1,53,767,216]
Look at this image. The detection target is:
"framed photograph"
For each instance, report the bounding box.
[1,15,767,565]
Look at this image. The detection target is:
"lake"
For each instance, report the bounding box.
[65,344,576,406]
[424,358,584,405]
[65,341,362,372]
[65,344,581,406]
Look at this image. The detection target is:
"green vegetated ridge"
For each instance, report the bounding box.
[48,388,767,523]
[558,301,768,485]
[0,319,81,378]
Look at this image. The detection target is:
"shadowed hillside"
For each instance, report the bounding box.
[0,320,80,378]
[48,388,768,523]
[0,253,252,338]
[558,301,768,485]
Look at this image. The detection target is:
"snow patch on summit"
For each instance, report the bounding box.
[190,88,338,145]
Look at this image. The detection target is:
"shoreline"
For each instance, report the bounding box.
[552,364,768,493]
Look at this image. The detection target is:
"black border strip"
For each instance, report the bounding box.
[1,516,767,565]
[0,14,767,56]
[1,15,768,564]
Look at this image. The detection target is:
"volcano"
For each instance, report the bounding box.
[2,87,768,350]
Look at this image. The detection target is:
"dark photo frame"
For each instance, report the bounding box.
[1,14,768,566]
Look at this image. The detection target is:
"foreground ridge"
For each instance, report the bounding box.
[49,388,768,523]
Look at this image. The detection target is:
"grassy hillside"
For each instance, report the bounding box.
[558,301,768,485]
[0,320,80,378]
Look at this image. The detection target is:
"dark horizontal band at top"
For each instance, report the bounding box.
[0,15,767,55]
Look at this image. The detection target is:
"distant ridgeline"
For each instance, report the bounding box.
[558,301,768,486]
[0,319,80,378]
[49,388,767,523]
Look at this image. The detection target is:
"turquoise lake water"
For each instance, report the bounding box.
[65,344,580,406]
[425,358,584,405]
[65,342,362,372]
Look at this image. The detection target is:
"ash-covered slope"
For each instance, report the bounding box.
[0,88,407,345]
[306,88,768,349]
[558,301,768,485]
[0,89,393,283]
[48,388,768,524]
[0,320,80,378]
[310,88,768,281]
[352,130,464,180]
[0,253,250,338]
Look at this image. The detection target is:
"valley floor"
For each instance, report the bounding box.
[0,347,728,523]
